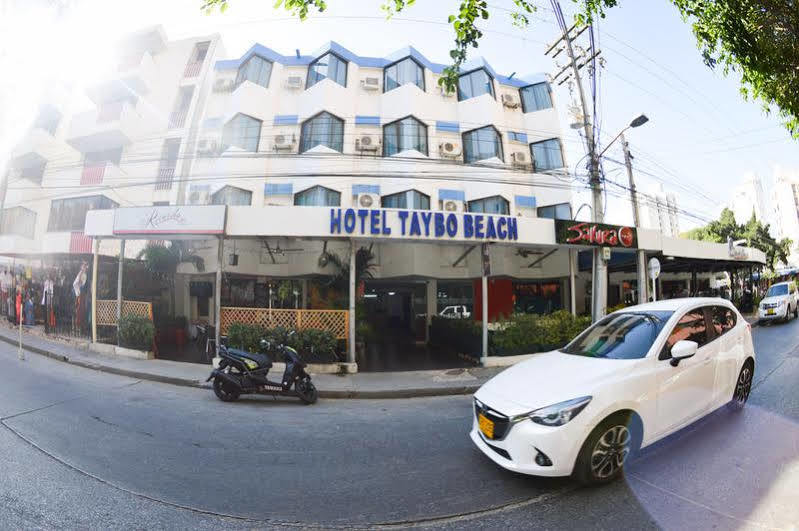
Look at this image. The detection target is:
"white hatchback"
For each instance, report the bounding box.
[471,298,755,485]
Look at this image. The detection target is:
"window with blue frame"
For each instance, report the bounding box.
[383,116,428,156]
[306,53,348,89]
[468,195,509,215]
[294,185,341,206]
[235,55,273,89]
[384,57,425,92]
[520,82,553,113]
[300,112,345,153]
[462,126,503,163]
[211,186,252,206]
[381,189,430,210]
[537,202,572,220]
[457,69,495,101]
[530,138,564,172]
[223,113,262,152]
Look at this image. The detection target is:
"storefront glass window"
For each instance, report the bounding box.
[513,281,563,314]
[436,281,474,316]
[47,195,118,232]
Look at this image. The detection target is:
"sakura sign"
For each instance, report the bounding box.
[554,220,638,249]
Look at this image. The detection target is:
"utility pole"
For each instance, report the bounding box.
[621,133,648,304]
[546,2,606,322]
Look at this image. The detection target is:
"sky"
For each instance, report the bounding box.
[1,0,797,231]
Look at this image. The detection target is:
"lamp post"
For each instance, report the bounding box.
[591,114,649,321]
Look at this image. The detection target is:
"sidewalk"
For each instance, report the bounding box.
[0,324,502,399]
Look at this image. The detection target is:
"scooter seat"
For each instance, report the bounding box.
[225,348,272,369]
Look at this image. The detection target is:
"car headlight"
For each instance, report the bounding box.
[511,396,592,427]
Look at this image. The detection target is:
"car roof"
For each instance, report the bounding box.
[612,297,735,314]
[770,281,791,287]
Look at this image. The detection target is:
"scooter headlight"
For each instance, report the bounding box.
[511,396,592,427]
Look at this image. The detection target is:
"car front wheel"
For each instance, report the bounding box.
[574,413,641,485]
[730,361,753,410]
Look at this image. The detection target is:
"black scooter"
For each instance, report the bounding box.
[207,334,318,404]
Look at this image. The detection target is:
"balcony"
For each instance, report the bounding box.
[154,166,176,190]
[86,52,158,104]
[80,162,127,186]
[67,101,141,152]
[184,61,203,78]
[221,80,275,125]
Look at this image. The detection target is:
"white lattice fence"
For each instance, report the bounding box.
[220,307,349,348]
[96,300,153,326]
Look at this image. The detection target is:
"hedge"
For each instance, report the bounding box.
[226,323,339,363]
[118,315,155,351]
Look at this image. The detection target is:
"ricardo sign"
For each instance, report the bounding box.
[555,220,637,249]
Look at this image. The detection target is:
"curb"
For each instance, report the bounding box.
[0,333,481,399]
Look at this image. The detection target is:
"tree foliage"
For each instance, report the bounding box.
[200,0,799,136]
[683,207,792,269]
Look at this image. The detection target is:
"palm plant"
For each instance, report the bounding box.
[322,246,376,294]
[137,241,205,316]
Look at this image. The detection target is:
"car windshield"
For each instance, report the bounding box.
[561,311,673,359]
[767,284,789,297]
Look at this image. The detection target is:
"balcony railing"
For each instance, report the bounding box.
[169,110,188,129]
[69,231,93,254]
[81,163,106,185]
[184,61,202,78]
[155,166,175,190]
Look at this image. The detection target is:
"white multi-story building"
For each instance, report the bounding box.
[643,186,680,238]
[1,25,765,370]
[731,173,767,225]
[770,167,799,266]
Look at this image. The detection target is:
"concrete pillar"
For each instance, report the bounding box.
[348,241,356,364]
[91,238,99,343]
[214,237,223,357]
[301,278,308,309]
[425,279,437,342]
[481,274,488,363]
[568,249,576,315]
[116,239,125,345]
[637,250,648,303]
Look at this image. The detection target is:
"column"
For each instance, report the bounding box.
[348,241,356,364]
[481,275,488,363]
[568,249,577,315]
[301,278,308,309]
[637,250,648,303]
[116,239,125,344]
[425,279,437,343]
[214,236,223,358]
[91,238,100,343]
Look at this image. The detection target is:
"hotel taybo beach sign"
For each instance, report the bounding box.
[555,219,638,249]
[329,208,519,241]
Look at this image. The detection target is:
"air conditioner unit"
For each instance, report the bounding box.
[439,86,455,98]
[442,200,463,212]
[188,187,210,205]
[213,78,235,93]
[356,193,380,208]
[355,134,381,152]
[438,141,462,158]
[284,76,303,89]
[361,77,380,90]
[196,137,219,155]
[273,133,296,151]
[511,151,530,167]
[501,93,521,109]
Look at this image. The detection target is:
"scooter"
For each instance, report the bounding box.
[207,334,318,404]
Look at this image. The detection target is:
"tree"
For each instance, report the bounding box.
[200,0,799,137]
[683,207,792,268]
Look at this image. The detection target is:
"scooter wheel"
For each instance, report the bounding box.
[296,379,318,405]
[213,375,240,402]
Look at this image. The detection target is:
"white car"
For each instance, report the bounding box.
[439,305,471,319]
[471,298,755,485]
[758,281,798,323]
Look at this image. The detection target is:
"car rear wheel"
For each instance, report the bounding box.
[730,360,753,410]
[574,413,641,486]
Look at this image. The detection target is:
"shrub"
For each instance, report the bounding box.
[491,310,591,356]
[429,316,482,360]
[226,322,338,363]
[227,323,266,353]
[118,315,155,350]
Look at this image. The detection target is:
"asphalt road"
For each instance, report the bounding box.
[1,318,798,530]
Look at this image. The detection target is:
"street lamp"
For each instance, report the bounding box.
[598,114,649,159]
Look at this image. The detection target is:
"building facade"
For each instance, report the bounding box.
[731,173,767,225]
[643,186,680,238]
[770,168,799,266]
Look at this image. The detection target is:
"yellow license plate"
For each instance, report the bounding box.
[478,413,495,439]
[767,309,775,315]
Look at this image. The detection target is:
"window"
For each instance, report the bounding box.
[294,185,341,206]
[660,309,709,360]
[383,116,428,156]
[300,112,344,153]
[85,148,123,167]
[508,131,527,143]
[563,311,672,360]
[170,86,195,128]
[156,139,181,190]
[18,159,47,184]
[457,69,495,101]
[211,186,252,206]
[531,138,564,172]
[537,203,572,220]
[711,306,737,338]
[47,195,117,232]
[193,41,210,63]
[384,57,425,92]
[0,207,36,239]
[462,126,503,163]
[468,195,509,215]
[381,190,430,210]
[520,82,553,113]
[236,55,273,89]
[306,53,348,89]
[766,284,789,297]
[223,113,262,152]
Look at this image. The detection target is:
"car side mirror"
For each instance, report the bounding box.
[670,340,698,367]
